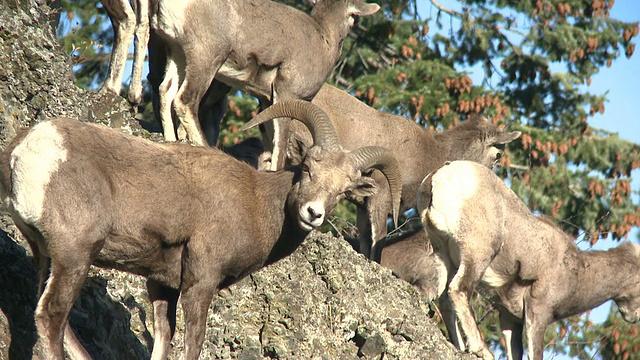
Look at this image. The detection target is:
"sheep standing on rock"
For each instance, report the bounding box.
[0,100,401,360]
[151,0,379,171]
[291,84,522,258]
[100,0,149,106]
[417,160,640,360]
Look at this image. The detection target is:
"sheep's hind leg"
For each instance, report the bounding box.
[33,252,92,359]
[148,280,180,360]
[158,57,180,142]
[15,221,91,360]
[448,260,494,360]
[173,50,225,146]
[499,310,523,360]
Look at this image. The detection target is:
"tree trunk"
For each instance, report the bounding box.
[0,3,472,359]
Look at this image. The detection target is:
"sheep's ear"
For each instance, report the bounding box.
[288,136,310,166]
[350,176,379,199]
[348,3,380,16]
[490,131,522,145]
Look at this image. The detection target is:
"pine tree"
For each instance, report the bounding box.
[56,0,639,358]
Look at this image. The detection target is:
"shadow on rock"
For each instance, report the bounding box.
[0,228,151,359]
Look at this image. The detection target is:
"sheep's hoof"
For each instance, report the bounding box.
[469,346,494,360]
[479,348,494,360]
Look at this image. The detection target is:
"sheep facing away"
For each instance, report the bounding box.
[0,100,401,360]
[291,84,522,258]
[417,160,640,360]
[151,0,379,171]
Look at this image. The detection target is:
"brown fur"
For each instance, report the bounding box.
[300,84,522,258]
[418,160,640,360]
[163,82,522,258]
[0,112,397,360]
[152,0,379,168]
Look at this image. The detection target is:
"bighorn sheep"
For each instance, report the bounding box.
[0,100,401,360]
[417,160,640,360]
[378,228,447,302]
[291,84,522,258]
[100,0,149,105]
[151,0,380,170]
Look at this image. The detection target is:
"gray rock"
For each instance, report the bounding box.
[0,2,475,359]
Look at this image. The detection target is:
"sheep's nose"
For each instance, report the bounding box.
[307,206,323,220]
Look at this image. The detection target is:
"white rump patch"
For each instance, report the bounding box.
[10,121,67,223]
[428,161,480,234]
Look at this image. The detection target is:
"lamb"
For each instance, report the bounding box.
[377,228,447,303]
[417,160,640,360]
[100,0,149,105]
[290,84,522,258]
[0,100,402,360]
[377,227,464,353]
[150,0,379,170]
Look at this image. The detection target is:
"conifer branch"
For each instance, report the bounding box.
[429,0,464,19]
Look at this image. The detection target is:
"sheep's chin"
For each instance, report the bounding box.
[298,219,315,232]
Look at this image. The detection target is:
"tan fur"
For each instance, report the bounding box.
[150,0,379,168]
[303,85,521,258]
[0,104,400,360]
[418,160,640,360]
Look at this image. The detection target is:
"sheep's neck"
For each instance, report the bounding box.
[554,248,636,319]
[255,169,310,267]
[313,13,349,59]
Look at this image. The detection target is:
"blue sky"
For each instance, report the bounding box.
[112,2,638,358]
[416,1,639,359]
[415,1,640,240]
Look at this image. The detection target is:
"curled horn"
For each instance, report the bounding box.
[241,100,341,151]
[348,146,403,226]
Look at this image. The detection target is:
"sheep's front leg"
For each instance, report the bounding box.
[356,206,374,259]
[256,97,291,171]
[127,0,150,106]
[180,282,216,360]
[499,310,524,360]
[356,170,390,260]
[63,324,92,360]
[148,280,180,360]
[448,261,494,360]
[101,0,135,96]
[179,246,219,360]
[524,298,552,360]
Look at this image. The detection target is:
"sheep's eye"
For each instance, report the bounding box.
[495,152,502,160]
[301,163,310,174]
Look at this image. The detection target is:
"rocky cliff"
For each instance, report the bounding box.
[0,2,472,359]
